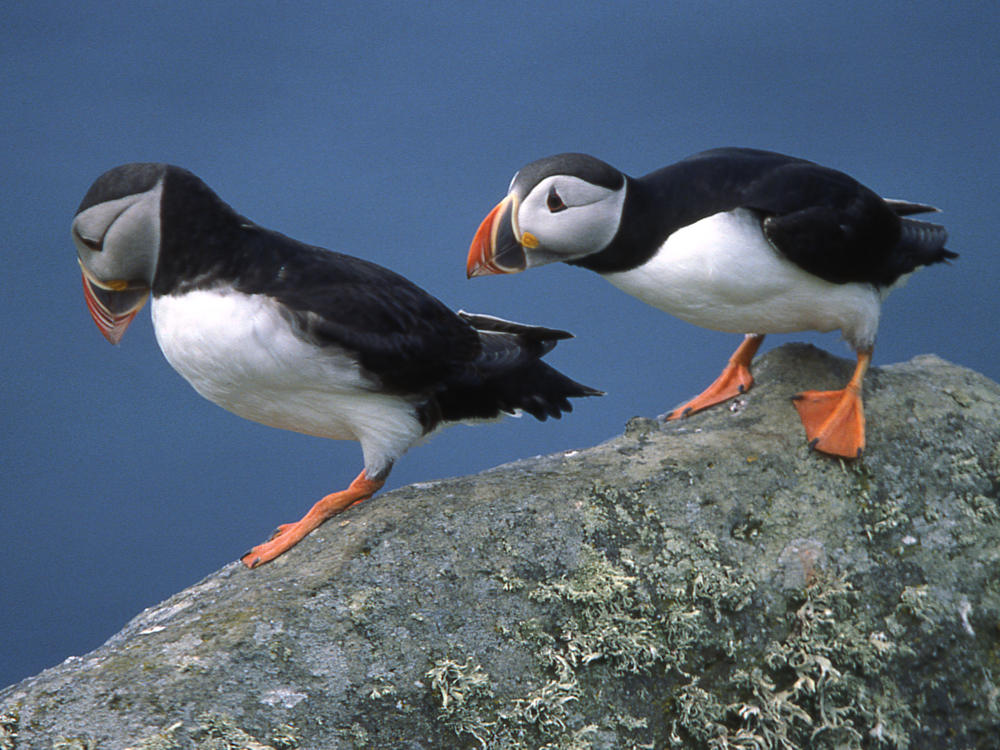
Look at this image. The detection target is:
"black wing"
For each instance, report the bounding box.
[152,167,599,411]
[699,149,951,286]
[237,226,482,393]
[738,156,903,285]
[436,312,602,424]
[623,148,951,287]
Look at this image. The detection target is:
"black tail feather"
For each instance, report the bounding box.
[432,313,602,426]
[897,217,956,267]
[884,198,941,217]
[435,357,602,424]
[456,310,573,341]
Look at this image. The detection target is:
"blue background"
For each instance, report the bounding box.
[3,1,998,688]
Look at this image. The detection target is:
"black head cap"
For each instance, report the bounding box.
[76,163,168,214]
[510,153,625,196]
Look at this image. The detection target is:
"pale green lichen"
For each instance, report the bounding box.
[195,712,277,750]
[664,570,918,749]
[750,573,911,748]
[430,465,937,750]
[0,708,17,750]
[529,549,664,674]
[495,569,528,592]
[892,584,948,632]
[509,667,580,737]
[425,657,498,747]
[267,722,300,750]
[124,713,298,750]
[538,724,600,750]
[51,739,96,750]
[425,652,585,749]
[428,530,760,749]
[367,675,398,700]
[124,721,183,750]
[346,721,369,748]
[851,463,910,543]
[421,645,584,746]
[426,658,493,715]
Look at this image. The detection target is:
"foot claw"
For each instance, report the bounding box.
[667,335,762,419]
[238,471,387,569]
[663,405,693,421]
[793,386,866,459]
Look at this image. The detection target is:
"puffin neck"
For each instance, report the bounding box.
[152,168,246,296]
[566,177,663,274]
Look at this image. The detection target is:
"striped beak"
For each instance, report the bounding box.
[467,195,528,277]
[80,262,150,345]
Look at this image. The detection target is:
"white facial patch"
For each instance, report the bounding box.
[517,175,626,260]
[73,180,163,285]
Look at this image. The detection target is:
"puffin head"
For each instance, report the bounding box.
[73,163,166,344]
[467,153,627,278]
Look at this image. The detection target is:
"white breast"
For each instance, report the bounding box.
[150,289,424,477]
[601,208,882,349]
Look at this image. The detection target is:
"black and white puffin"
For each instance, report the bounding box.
[467,148,954,458]
[74,163,601,567]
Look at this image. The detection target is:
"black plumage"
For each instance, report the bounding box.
[568,148,955,282]
[75,162,601,567]
[470,146,956,459]
[127,164,598,431]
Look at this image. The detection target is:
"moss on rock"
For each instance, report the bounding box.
[3,345,1000,748]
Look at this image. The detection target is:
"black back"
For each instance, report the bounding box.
[512,152,625,194]
[77,163,167,214]
[570,148,954,286]
[151,166,599,429]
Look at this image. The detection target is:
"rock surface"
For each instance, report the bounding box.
[3,344,1000,749]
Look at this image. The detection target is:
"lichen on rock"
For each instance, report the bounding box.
[3,345,1000,748]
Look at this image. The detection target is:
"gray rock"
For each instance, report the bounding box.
[3,344,999,749]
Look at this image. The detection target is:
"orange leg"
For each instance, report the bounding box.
[241,470,385,569]
[666,334,764,420]
[791,349,871,459]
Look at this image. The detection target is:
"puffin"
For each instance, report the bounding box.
[74,163,601,568]
[467,148,954,458]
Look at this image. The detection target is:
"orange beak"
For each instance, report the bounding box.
[80,266,149,345]
[467,195,527,278]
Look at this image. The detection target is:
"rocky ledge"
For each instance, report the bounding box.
[3,344,999,749]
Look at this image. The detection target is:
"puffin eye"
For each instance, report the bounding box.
[546,186,567,213]
[74,228,101,251]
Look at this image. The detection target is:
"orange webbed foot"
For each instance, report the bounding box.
[791,349,871,459]
[792,387,865,458]
[666,359,754,419]
[241,471,385,568]
[666,334,764,420]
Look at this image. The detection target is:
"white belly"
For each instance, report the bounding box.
[150,289,424,476]
[601,209,881,348]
